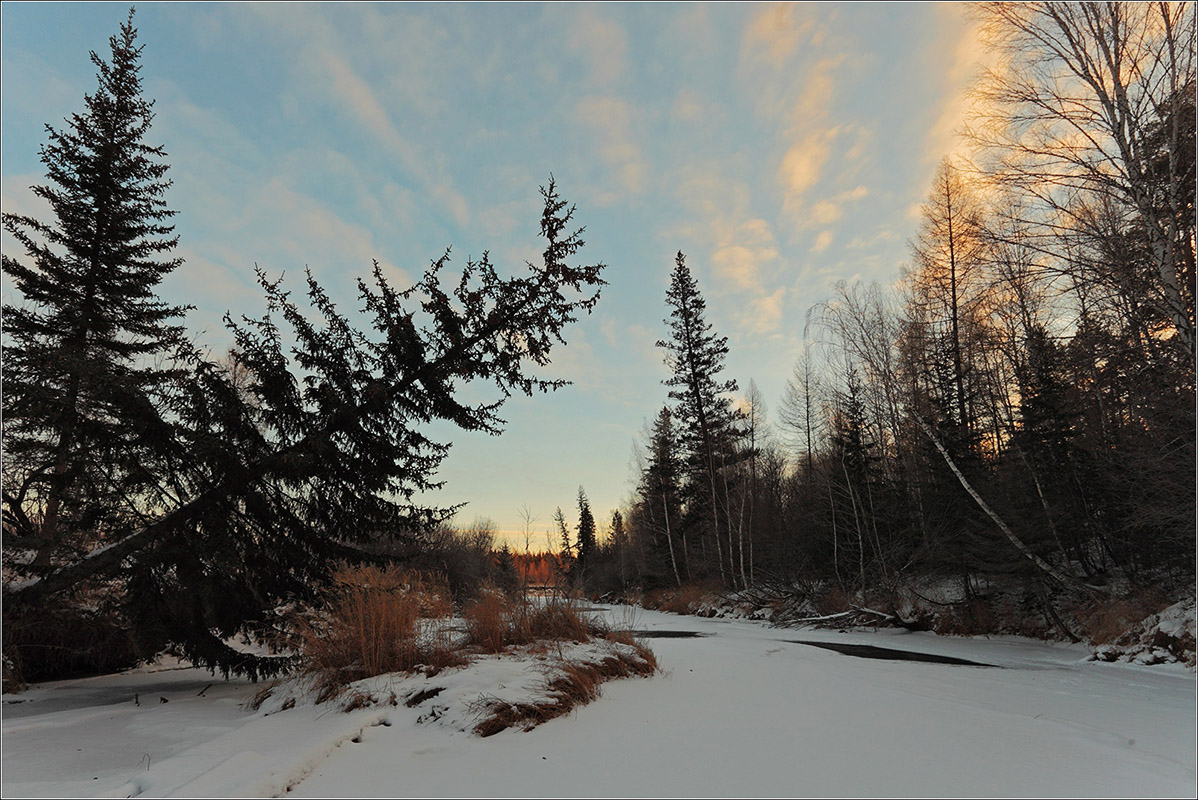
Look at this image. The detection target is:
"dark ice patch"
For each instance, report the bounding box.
[784,640,997,666]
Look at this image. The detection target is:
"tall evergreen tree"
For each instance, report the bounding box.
[553,506,575,587]
[608,509,629,590]
[575,486,596,588]
[2,9,188,576]
[657,251,739,585]
[637,406,684,587]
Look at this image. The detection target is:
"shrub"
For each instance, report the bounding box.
[642,583,720,615]
[463,590,598,653]
[812,585,852,616]
[287,564,463,701]
[463,586,513,653]
[1076,587,1170,645]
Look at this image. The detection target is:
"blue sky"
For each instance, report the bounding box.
[2,2,986,546]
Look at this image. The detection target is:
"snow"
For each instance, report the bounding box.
[3,606,1195,798]
[1092,596,1197,667]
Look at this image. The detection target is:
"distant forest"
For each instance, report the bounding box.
[578,3,1195,622]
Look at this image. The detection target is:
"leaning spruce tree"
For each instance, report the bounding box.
[3,11,607,681]
[2,9,188,573]
[6,176,605,681]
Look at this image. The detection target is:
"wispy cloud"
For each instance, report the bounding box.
[241,3,470,227]
[921,5,993,169]
[788,54,846,127]
[568,7,629,87]
[574,95,647,198]
[712,218,781,292]
[743,3,812,69]
[671,87,717,123]
[665,162,790,335]
[779,126,840,212]
[740,286,787,335]
[806,185,870,228]
[812,230,834,253]
[664,4,717,57]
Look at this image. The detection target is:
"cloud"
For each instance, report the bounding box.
[241,3,470,226]
[665,4,717,55]
[712,218,780,291]
[164,247,258,332]
[743,3,812,69]
[670,162,751,222]
[921,5,992,167]
[844,125,872,161]
[575,95,647,196]
[802,185,870,228]
[568,7,629,87]
[600,317,619,347]
[663,163,795,334]
[810,201,842,225]
[812,230,834,253]
[713,245,765,290]
[780,126,839,208]
[671,87,713,123]
[319,49,416,164]
[845,228,897,251]
[740,287,787,335]
[789,54,846,125]
[739,3,830,123]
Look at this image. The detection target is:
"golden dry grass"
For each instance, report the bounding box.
[1076,587,1170,645]
[472,641,658,737]
[641,584,716,615]
[463,591,597,653]
[286,564,464,702]
[285,566,656,713]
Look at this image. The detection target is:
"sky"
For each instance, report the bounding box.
[1,2,988,547]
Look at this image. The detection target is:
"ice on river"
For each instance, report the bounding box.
[3,606,1194,798]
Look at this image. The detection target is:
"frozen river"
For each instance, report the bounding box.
[4,605,1195,797]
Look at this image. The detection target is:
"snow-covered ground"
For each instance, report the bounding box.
[3,605,1195,798]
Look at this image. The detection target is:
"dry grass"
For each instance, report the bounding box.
[812,586,852,616]
[641,584,715,615]
[472,641,658,737]
[524,599,594,641]
[463,591,597,654]
[463,590,657,736]
[282,567,656,717]
[462,587,512,653]
[286,564,465,702]
[246,680,281,711]
[1076,587,1170,645]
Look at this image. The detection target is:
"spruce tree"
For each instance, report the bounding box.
[553,506,576,587]
[576,486,596,587]
[657,251,738,584]
[637,406,684,587]
[2,10,187,577]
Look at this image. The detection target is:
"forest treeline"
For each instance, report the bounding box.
[2,4,1193,684]
[568,3,1195,625]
